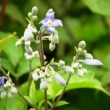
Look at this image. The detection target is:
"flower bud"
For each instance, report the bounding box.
[58,60,65,67]
[83,59,103,66]
[49,42,55,51]
[78,41,86,49]
[24,26,34,42]
[0,90,6,98]
[28,12,32,19]
[40,79,48,90]
[10,86,17,94]
[49,33,59,44]
[24,53,34,60]
[85,53,93,59]
[25,45,33,55]
[32,72,39,81]
[78,68,87,77]
[71,62,79,68]
[53,72,66,86]
[77,47,83,55]
[32,6,38,15]
[48,9,53,13]
[32,16,37,21]
[15,39,22,46]
[63,66,74,74]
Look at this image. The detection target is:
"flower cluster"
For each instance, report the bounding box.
[0,77,17,98]
[71,41,102,76]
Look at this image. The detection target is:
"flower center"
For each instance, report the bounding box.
[47,20,53,26]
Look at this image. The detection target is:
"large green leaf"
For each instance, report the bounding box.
[82,0,110,15]
[0,94,27,110]
[0,32,16,51]
[48,71,109,100]
[3,36,23,67]
[65,16,106,42]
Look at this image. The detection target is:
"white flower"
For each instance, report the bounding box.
[83,59,103,66]
[63,66,74,74]
[53,72,66,86]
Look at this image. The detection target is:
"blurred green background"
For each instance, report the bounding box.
[0,0,110,110]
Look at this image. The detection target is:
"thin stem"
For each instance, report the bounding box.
[44,89,48,110]
[50,74,72,110]
[38,32,44,66]
[37,31,48,110]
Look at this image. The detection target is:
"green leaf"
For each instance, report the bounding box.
[24,96,34,105]
[65,16,106,42]
[3,36,23,67]
[66,72,109,95]
[48,71,109,100]
[56,100,69,107]
[0,94,27,110]
[82,0,110,15]
[29,81,37,104]
[17,56,40,77]
[0,32,16,51]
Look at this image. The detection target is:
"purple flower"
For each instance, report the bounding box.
[39,9,63,33]
[0,77,4,91]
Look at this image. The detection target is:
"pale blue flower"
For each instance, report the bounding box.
[83,59,103,66]
[39,9,63,33]
[0,77,4,91]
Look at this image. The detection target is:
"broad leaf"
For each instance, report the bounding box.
[0,32,16,51]
[82,0,110,15]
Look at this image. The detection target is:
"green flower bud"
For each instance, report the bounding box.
[78,41,86,49]
[49,42,55,51]
[85,53,93,59]
[28,12,32,19]
[32,16,37,21]
[32,6,38,15]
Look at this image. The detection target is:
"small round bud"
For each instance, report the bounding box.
[28,12,32,19]
[32,16,37,21]
[15,39,22,46]
[32,73,39,81]
[85,53,93,59]
[63,66,74,74]
[78,41,86,49]
[32,6,38,15]
[58,60,65,67]
[48,9,53,13]
[49,42,55,51]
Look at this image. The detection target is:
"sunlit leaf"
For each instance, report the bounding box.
[82,0,110,15]
[0,32,16,51]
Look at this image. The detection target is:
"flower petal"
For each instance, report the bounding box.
[53,19,63,27]
[46,12,54,20]
[47,27,55,33]
[39,20,48,27]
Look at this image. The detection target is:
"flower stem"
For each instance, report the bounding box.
[50,74,71,110]
[37,31,48,110]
